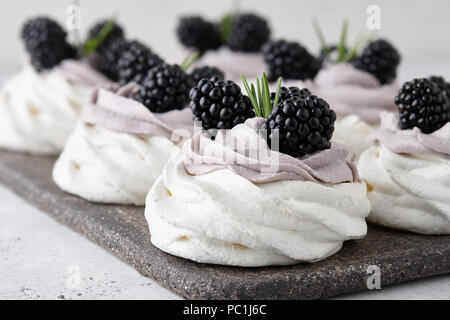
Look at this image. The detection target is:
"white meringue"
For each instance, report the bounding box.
[359,144,450,235]
[53,122,177,205]
[146,125,371,266]
[0,60,109,154]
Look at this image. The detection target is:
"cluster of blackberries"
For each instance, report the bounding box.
[85,20,165,85]
[91,38,127,81]
[176,17,222,53]
[395,78,450,134]
[261,94,337,158]
[189,76,254,130]
[86,20,126,81]
[176,13,271,54]
[352,39,401,85]
[116,40,164,85]
[189,66,224,88]
[21,17,78,72]
[87,20,125,52]
[134,64,191,113]
[263,40,320,82]
[271,87,312,106]
[429,76,450,99]
[228,14,271,52]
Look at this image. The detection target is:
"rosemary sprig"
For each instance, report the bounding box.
[220,0,241,44]
[312,18,373,64]
[340,31,375,63]
[312,19,329,57]
[82,17,116,57]
[220,14,233,44]
[241,73,282,119]
[180,52,200,71]
[337,19,349,63]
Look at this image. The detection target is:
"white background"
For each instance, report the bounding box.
[1,0,449,76]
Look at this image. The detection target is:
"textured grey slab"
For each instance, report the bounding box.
[0,150,449,300]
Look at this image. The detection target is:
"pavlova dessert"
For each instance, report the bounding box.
[0,17,111,155]
[176,13,269,81]
[260,22,401,156]
[311,39,401,156]
[53,46,196,205]
[359,78,450,235]
[146,74,370,267]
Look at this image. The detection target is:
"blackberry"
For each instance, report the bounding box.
[86,20,125,53]
[395,78,450,134]
[189,76,254,130]
[21,17,78,72]
[263,40,320,82]
[228,14,271,52]
[134,64,190,113]
[21,17,66,44]
[189,66,224,88]
[91,38,127,81]
[271,87,311,105]
[176,16,222,53]
[117,40,164,85]
[429,76,450,99]
[261,94,336,158]
[352,39,400,85]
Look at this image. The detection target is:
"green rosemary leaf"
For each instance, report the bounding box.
[262,73,272,118]
[251,83,257,102]
[251,83,262,117]
[341,31,373,63]
[220,14,233,44]
[180,52,200,71]
[337,19,349,62]
[272,77,282,110]
[256,77,263,114]
[241,74,261,117]
[82,18,116,57]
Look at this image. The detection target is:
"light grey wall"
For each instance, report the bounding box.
[1,0,449,78]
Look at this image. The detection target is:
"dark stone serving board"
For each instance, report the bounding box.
[0,150,449,300]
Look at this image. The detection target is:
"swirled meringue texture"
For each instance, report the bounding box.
[359,112,450,235]
[53,87,193,205]
[0,59,110,155]
[146,119,370,267]
[284,64,399,157]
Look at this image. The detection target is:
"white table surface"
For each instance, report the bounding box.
[1,63,449,300]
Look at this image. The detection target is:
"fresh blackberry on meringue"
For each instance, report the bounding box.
[189,76,254,130]
[241,74,336,157]
[395,78,450,134]
[86,20,125,53]
[352,39,400,85]
[91,38,127,81]
[117,40,164,85]
[134,64,190,113]
[21,17,78,72]
[189,66,224,89]
[429,76,450,99]
[263,40,320,82]
[228,14,270,52]
[262,95,336,158]
[272,87,311,105]
[176,16,222,53]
